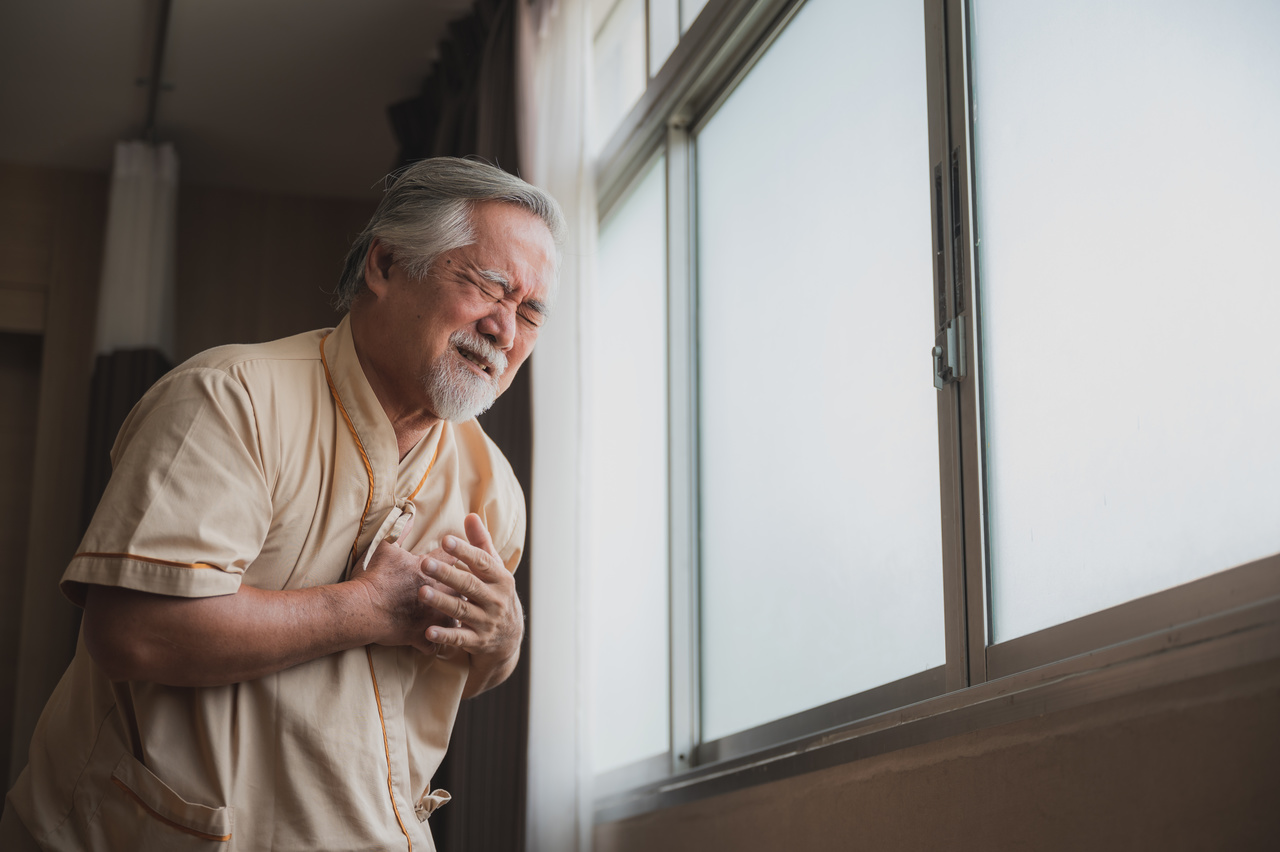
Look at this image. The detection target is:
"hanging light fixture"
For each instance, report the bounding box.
[93,0,179,361]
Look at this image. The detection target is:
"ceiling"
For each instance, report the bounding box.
[0,0,476,199]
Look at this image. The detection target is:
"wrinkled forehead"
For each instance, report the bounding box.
[525,217,561,309]
[475,201,561,305]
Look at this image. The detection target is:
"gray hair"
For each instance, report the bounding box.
[335,157,565,311]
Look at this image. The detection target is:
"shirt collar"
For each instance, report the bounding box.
[321,314,443,499]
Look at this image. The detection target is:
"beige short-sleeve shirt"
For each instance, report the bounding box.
[7,316,525,852]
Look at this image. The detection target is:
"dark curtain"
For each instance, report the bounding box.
[389,0,521,174]
[389,1,531,849]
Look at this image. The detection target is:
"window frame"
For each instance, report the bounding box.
[588,0,1280,820]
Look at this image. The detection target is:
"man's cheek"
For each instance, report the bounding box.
[499,354,531,394]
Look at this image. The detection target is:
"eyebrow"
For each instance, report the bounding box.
[480,269,549,319]
[479,269,511,292]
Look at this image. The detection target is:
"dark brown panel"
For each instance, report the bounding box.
[5,163,107,785]
[175,184,375,359]
[0,332,42,790]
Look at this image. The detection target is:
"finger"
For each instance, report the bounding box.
[464,513,497,554]
[421,574,463,599]
[426,623,478,650]
[441,534,503,581]
[420,584,477,625]
[421,546,469,587]
[423,557,489,601]
[421,640,462,661]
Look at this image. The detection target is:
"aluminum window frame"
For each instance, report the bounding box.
[588,0,1280,821]
[952,0,1280,687]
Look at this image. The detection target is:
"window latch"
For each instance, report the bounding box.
[932,316,966,390]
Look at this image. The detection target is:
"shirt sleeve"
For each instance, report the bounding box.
[485,453,527,576]
[495,487,526,576]
[62,366,272,606]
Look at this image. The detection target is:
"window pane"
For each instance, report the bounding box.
[696,0,942,743]
[650,0,679,77]
[589,155,669,773]
[681,0,711,34]
[592,0,647,151]
[972,0,1280,642]
[591,0,620,36]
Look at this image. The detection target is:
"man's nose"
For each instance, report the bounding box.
[478,303,516,350]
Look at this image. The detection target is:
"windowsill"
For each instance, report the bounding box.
[593,592,1280,823]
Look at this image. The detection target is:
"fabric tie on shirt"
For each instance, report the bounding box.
[414,788,451,821]
[356,496,417,575]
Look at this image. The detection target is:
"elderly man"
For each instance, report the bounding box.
[1,158,563,851]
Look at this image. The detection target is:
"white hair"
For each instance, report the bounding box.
[335,157,565,311]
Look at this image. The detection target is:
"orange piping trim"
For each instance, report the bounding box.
[111,777,231,842]
[365,646,413,851]
[320,333,376,567]
[73,552,218,570]
[407,437,442,501]
[324,333,411,849]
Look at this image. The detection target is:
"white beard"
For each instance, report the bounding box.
[424,330,507,422]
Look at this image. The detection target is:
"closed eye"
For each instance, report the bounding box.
[478,269,546,328]
[518,305,545,328]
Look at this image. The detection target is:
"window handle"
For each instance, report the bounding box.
[933,318,966,389]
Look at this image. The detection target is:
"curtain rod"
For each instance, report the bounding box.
[142,0,174,144]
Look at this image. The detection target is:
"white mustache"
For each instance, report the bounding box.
[450,330,508,379]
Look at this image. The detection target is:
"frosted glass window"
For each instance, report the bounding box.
[588,156,669,773]
[650,0,679,77]
[592,0,647,151]
[681,0,711,34]
[590,0,619,35]
[972,0,1280,642]
[696,0,943,742]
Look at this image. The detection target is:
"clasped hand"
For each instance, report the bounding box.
[356,513,523,674]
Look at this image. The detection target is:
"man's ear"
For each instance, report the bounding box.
[364,238,395,298]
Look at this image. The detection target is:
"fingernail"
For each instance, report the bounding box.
[424,588,435,601]
[428,628,441,640]
[443,536,457,550]
[424,558,440,574]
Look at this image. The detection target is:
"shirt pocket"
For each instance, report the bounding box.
[96,752,233,846]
